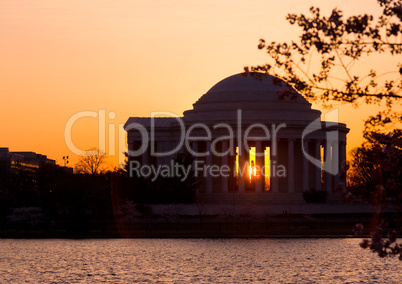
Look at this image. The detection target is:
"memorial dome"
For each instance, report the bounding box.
[183,73,320,124]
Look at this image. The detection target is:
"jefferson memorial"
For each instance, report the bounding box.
[125,73,349,204]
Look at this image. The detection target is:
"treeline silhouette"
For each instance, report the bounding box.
[0,154,197,235]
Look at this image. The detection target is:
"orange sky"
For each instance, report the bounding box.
[0,0,400,168]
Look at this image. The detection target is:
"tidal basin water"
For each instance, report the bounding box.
[0,238,400,283]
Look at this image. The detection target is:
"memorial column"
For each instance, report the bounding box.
[302,139,309,191]
[256,140,264,193]
[221,140,229,193]
[206,141,213,193]
[287,139,295,193]
[314,140,321,191]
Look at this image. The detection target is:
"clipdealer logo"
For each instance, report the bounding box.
[63,108,341,178]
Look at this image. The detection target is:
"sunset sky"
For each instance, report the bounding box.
[1,0,400,168]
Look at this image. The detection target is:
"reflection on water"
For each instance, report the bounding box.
[0,238,400,283]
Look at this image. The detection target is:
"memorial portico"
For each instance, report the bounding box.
[125,73,349,203]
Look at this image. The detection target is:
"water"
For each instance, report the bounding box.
[0,238,400,283]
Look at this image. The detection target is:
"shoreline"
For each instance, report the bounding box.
[0,212,381,239]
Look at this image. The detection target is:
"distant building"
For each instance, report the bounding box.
[0,148,70,190]
[0,148,55,172]
[11,151,56,168]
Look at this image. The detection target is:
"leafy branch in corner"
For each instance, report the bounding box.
[245,0,402,128]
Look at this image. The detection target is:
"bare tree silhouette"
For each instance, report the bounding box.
[74,148,108,175]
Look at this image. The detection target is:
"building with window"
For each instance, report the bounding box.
[0,148,58,190]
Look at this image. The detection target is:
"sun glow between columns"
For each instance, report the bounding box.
[249,147,256,180]
[264,147,270,191]
[235,146,271,191]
